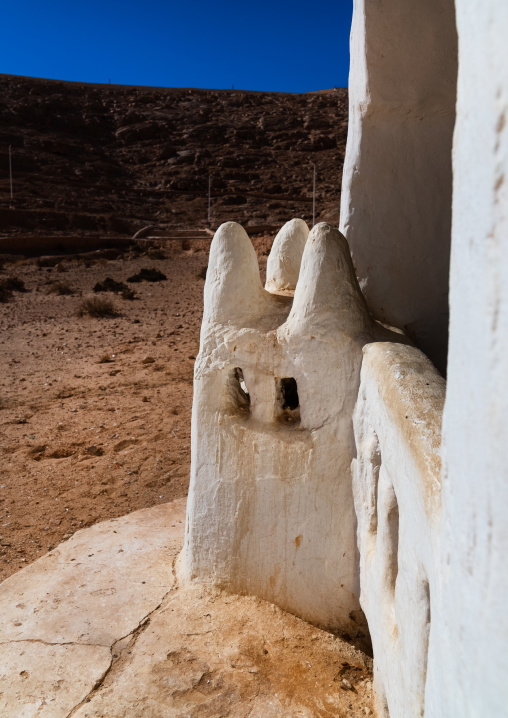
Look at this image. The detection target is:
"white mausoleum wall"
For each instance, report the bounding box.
[353,342,445,718]
[340,0,457,373]
[425,2,508,716]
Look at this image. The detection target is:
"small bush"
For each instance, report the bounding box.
[0,284,12,303]
[47,281,73,295]
[197,266,207,280]
[36,256,60,268]
[93,277,127,293]
[127,267,167,283]
[98,354,114,363]
[77,297,117,318]
[148,248,166,260]
[2,276,26,292]
[121,287,137,301]
[127,241,145,256]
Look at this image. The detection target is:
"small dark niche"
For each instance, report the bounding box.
[276,377,300,423]
[228,367,250,413]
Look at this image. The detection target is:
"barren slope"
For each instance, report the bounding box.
[0,75,348,239]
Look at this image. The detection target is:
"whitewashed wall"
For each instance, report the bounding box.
[353,343,445,717]
[340,0,457,373]
[425,2,508,716]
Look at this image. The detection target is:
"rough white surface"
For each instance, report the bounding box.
[183,220,394,641]
[353,342,445,717]
[425,3,508,716]
[340,0,457,372]
[265,218,309,292]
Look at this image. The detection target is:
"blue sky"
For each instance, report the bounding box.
[0,0,352,92]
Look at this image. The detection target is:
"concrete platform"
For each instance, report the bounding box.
[0,499,374,717]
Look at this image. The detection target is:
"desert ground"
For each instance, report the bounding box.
[0,235,270,582]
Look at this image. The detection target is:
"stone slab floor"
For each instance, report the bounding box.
[0,499,374,717]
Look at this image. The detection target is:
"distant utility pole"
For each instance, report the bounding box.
[312,163,316,227]
[8,145,13,201]
[208,174,212,227]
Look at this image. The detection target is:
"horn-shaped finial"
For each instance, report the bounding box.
[203,222,268,324]
[265,218,309,292]
[287,223,371,335]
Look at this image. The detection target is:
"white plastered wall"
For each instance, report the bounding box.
[340,0,457,373]
[425,2,508,716]
[353,343,445,718]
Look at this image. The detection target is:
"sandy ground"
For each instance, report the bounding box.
[0,235,270,582]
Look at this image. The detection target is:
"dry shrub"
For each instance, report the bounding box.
[47,281,73,295]
[2,276,26,292]
[0,275,27,301]
[128,241,145,255]
[98,354,114,363]
[36,256,60,268]
[0,285,12,303]
[127,267,167,283]
[197,266,207,280]
[77,296,117,318]
[148,248,166,260]
[93,277,127,293]
[121,287,137,300]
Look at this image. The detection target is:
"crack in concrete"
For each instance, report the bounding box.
[64,551,182,718]
[0,638,109,648]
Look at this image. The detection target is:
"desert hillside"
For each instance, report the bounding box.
[0,75,348,238]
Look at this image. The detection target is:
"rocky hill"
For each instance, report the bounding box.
[0,75,348,239]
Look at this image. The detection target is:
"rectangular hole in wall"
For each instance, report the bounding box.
[275,377,300,424]
[227,367,250,414]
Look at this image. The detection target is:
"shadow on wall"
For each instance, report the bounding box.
[340,0,458,375]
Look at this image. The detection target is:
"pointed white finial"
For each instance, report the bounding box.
[265,219,309,292]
